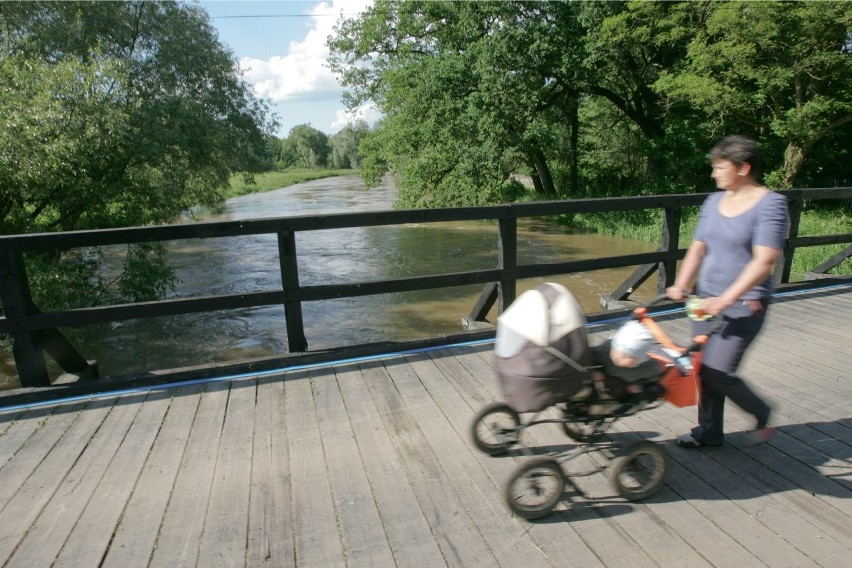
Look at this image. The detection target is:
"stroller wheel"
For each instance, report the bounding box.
[504,457,565,520]
[608,441,669,501]
[471,403,520,456]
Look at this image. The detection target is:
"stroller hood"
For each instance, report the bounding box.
[496,282,586,357]
[495,282,593,412]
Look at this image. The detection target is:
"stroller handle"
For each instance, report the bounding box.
[631,293,723,355]
[630,293,671,321]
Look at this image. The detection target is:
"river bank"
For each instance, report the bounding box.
[224,168,354,198]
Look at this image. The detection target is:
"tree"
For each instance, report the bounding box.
[329,120,369,169]
[329,1,580,206]
[655,1,852,188]
[328,1,701,206]
[328,0,850,206]
[280,124,330,168]
[0,0,275,306]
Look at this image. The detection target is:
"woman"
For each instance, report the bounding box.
[666,135,788,448]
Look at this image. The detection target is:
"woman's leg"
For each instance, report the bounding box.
[688,302,770,444]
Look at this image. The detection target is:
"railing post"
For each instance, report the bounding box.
[0,243,50,387]
[498,214,517,312]
[277,229,308,352]
[780,195,803,284]
[659,205,682,294]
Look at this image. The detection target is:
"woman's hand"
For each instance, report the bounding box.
[666,285,689,301]
[699,296,734,316]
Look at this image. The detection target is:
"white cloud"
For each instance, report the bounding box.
[331,101,382,130]
[240,0,373,103]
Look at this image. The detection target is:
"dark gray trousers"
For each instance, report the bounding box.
[689,299,772,445]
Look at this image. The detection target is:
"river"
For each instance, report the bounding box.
[1,175,659,388]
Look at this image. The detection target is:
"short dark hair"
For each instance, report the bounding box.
[709,135,763,180]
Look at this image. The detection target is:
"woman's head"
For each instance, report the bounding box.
[709,135,763,183]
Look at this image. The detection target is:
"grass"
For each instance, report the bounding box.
[224,168,355,198]
[791,207,852,277]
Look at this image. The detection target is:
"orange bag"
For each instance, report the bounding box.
[661,352,701,407]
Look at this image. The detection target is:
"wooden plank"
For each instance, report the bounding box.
[627,458,765,567]
[0,406,52,470]
[3,394,146,566]
[100,384,205,568]
[0,291,848,568]
[412,351,607,567]
[0,401,90,509]
[311,366,396,567]
[334,362,446,567]
[284,371,346,566]
[625,400,852,562]
[543,428,714,568]
[612,412,821,568]
[457,356,669,568]
[245,375,296,567]
[386,353,595,567]
[195,379,257,567]
[50,390,173,567]
[357,359,500,567]
[149,381,230,568]
[0,397,120,566]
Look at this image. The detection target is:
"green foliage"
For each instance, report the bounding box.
[114,244,179,303]
[329,120,369,169]
[555,203,849,276]
[329,0,851,204]
[279,124,330,168]
[655,1,852,188]
[26,244,177,311]
[0,0,275,309]
[330,1,588,207]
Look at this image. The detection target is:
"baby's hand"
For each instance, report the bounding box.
[626,384,643,394]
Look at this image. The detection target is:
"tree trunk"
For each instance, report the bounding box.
[782,141,806,188]
[532,149,556,195]
[528,164,545,194]
[569,97,579,195]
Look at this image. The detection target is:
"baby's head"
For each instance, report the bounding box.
[610,321,653,367]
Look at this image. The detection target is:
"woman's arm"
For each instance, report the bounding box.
[666,240,707,300]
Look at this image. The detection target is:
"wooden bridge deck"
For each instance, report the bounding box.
[0,286,849,568]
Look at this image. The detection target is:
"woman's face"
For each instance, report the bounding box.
[710,158,747,190]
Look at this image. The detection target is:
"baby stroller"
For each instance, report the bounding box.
[470,283,710,520]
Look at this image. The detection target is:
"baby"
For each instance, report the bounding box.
[590,320,662,400]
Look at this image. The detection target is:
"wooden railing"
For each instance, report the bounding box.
[2,187,851,389]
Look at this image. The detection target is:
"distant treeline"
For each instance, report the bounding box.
[260,122,369,172]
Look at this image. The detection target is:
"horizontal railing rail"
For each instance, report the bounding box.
[1,187,851,389]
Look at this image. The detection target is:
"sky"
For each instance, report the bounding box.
[198,0,379,137]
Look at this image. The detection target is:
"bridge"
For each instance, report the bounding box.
[0,285,849,567]
[0,189,850,566]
